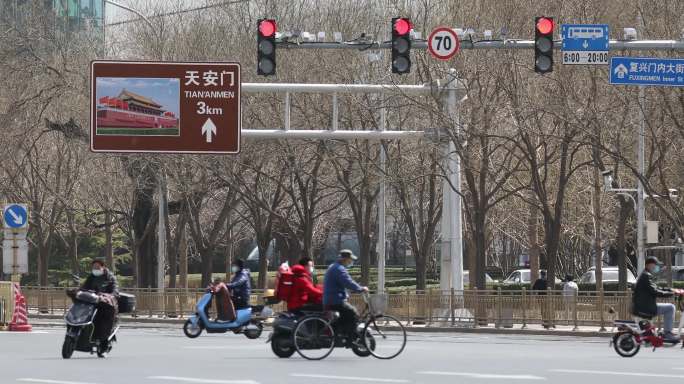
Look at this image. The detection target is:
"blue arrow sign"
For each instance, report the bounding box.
[610,57,684,87]
[3,204,28,229]
[561,24,609,51]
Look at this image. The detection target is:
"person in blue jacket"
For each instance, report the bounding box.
[323,250,368,343]
[227,259,251,309]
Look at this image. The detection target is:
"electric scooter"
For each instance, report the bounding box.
[62,290,119,359]
[183,289,271,339]
[611,289,684,357]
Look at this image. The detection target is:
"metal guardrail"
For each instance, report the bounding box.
[22,286,681,330]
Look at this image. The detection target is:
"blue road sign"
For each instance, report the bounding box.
[610,57,684,87]
[561,24,609,65]
[3,204,28,229]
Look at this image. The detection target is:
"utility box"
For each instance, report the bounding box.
[646,221,659,244]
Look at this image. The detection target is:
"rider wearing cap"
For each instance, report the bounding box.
[632,256,678,342]
[323,250,368,344]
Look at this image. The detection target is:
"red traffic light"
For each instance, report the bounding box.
[259,19,277,37]
[393,18,412,35]
[536,17,553,35]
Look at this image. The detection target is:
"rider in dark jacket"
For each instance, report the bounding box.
[632,256,677,342]
[227,259,251,309]
[80,259,118,345]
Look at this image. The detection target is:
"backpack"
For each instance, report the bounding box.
[274,262,294,302]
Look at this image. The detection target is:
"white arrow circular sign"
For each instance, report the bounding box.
[428,27,460,61]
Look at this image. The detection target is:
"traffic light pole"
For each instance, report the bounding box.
[277,39,684,51]
[240,77,467,294]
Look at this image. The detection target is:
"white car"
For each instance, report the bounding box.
[578,266,636,285]
[503,269,561,285]
[463,270,495,285]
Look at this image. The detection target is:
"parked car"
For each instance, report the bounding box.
[578,266,636,285]
[463,270,495,286]
[502,269,561,285]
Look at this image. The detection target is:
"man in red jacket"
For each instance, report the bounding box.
[287,257,323,312]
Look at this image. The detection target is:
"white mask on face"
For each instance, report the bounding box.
[92,269,104,277]
[309,266,315,274]
[231,266,239,273]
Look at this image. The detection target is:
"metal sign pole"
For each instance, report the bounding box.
[636,85,646,274]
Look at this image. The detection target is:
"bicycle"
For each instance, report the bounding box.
[292,291,407,360]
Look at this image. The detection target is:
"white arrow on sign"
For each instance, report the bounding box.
[201,117,217,143]
[7,208,23,225]
[582,40,589,49]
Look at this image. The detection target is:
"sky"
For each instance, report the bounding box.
[96,77,180,115]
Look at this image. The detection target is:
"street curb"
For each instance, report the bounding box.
[29,315,611,337]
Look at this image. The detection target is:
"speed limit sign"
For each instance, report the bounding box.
[428,27,460,60]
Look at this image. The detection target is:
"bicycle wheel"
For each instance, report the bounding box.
[293,316,336,360]
[362,315,406,359]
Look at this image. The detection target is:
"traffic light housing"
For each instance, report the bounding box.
[257,19,276,76]
[534,17,554,73]
[391,17,412,74]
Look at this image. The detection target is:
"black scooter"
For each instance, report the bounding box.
[267,311,372,358]
[62,290,119,359]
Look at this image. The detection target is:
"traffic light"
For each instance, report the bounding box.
[257,19,276,76]
[534,17,554,73]
[391,17,412,74]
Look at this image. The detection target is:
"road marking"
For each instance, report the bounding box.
[418,372,545,380]
[290,374,409,383]
[148,376,259,384]
[17,379,100,384]
[550,369,684,379]
[182,345,264,350]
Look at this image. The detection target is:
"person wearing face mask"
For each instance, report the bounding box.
[80,259,119,347]
[323,250,368,345]
[226,259,251,310]
[632,256,678,342]
[287,256,323,312]
[81,259,118,295]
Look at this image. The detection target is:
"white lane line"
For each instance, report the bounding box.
[550,369,684,379]
[418,371,545,380]
[182,345,264,350]
[148,376,259,384]
[290,374,409,383]
[17,379,100,384]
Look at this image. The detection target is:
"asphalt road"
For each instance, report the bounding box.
[1,327,684,384]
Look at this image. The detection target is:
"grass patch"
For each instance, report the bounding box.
[96,127,179,136]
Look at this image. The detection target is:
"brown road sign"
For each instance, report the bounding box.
[91,60,241,154]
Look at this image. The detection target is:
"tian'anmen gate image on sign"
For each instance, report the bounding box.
[91,61,241,153]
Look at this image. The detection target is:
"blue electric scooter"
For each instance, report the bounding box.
[183,289,272,339]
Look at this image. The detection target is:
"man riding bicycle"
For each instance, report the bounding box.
[633,256,678,342]
[323,250,368,345]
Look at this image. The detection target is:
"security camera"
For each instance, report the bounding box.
[668,188,679,199]
[623,27,637,40]
[601,170,614,191]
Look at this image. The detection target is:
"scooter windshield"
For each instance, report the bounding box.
[66,302,96,325]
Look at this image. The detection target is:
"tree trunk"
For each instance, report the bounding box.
[179,229,188,289]
[201,248,213,287]
[415,253,427,292]
[528,202,540,284]
[257,235,271,289]
[474,211,487,290]
[38,242,50,286]
[133,185,156,288]
[104,210,114,273]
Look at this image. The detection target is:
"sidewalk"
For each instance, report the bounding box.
[26,313,614,337]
